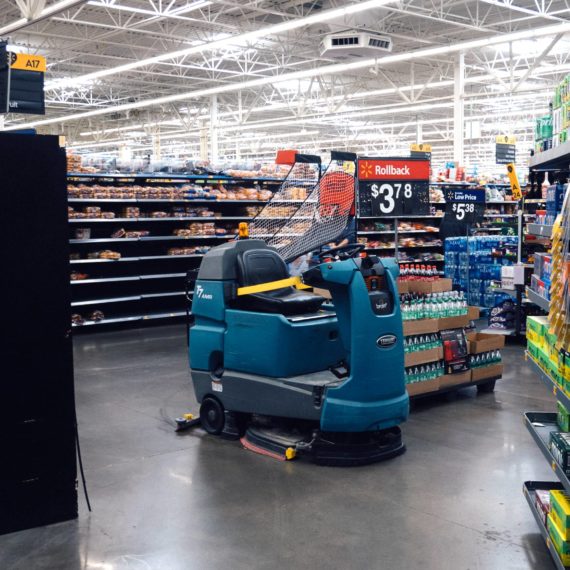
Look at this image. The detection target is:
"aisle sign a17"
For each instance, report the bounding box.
[0,43,46,115]
[357,158,430,217]
[444,188,486,225]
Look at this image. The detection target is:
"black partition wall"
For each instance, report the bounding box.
[0,133,78,534]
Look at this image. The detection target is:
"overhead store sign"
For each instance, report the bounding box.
[410,143,432,162]
[357,157,430,217]
[0,44,46,115]
[495,135,516,165]
[444,188,486,225]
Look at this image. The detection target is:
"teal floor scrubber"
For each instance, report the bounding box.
[187,151,408,465]
[188,239,409,465]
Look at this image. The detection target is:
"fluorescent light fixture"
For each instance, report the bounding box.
[46,0,398,90]
[0,0,85,35]
[13,16,570,134]
[492,37,568,57]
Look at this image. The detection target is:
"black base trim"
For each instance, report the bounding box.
[241,419,405,466]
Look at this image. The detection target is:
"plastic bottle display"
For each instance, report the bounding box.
[405,360,445,384]
[403,333,443,353]
[444,236,519,307]
[400,291,467,321]
[399,264,440,282]
[469,350,502,368]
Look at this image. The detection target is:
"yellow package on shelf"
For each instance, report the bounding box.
[548,513,570,565]
[527,316,548,348]
[551,490,570,530]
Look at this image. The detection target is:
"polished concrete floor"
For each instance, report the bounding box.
[0,324,561,569]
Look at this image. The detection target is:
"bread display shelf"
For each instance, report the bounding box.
[67,172,267,329]
[68,198,270,204]
[69,216,255,222]
[71,311,187,327]
[70,236,231,243]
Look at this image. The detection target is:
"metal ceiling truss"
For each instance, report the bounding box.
[1,0,569,170]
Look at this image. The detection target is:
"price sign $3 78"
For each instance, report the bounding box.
[370,182,413,214]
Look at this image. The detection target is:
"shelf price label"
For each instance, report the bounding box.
[357,158,430,217]
[444,188,485,225]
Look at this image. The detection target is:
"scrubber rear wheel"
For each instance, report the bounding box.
[200,396,225,435]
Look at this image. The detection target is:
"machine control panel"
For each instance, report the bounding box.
[360,256,394,315]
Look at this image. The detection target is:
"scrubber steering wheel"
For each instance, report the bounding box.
[317,243,365,261]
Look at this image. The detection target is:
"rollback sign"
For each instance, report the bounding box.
[357,157,430,217]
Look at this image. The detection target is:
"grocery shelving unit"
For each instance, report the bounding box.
[526,287,550,312]
[528,223,554,238]
[523,480,567,570]
[355,181,455,267]
[524,350,570,569]
[529,139,570,170]
[68,172,282,328]
[524,215,553,314]
[527,354,570,408]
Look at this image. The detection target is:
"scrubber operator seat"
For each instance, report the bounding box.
[232,248,324,316]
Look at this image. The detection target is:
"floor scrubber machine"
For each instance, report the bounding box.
[187,153,409,465]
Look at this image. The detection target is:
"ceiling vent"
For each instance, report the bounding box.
[320,30,393,58]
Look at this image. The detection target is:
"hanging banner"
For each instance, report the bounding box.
[444,187,486,225]
[357,157,430,217]
[496,135,516,165]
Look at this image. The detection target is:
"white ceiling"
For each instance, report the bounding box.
[2,0,569,172]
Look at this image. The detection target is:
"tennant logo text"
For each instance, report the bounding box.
[375,165,410,176]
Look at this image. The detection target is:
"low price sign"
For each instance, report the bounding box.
[357,158,430,217]
[444,188,486,225]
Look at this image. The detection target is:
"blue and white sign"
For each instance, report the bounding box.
[444,188,486,224]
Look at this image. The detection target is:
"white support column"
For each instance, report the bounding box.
[453,52,465,165]
[152,133,161,161]
[199,119,208,161]
[209,94,218,164]
[415,118,422,144]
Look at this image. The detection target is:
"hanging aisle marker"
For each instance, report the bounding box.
[10,53,46,73]
[357,157,430,217]
[496,135,516,165]
[410,143,432,162]
[506,163,522,200]
[0,44,47,115]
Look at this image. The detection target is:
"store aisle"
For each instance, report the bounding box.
[0,325,558,570]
